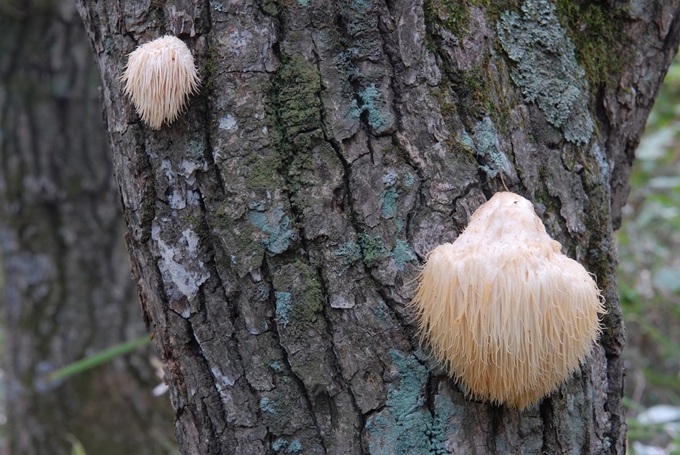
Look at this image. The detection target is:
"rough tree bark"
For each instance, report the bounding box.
[0,1,174,454]
[76,1,680,454]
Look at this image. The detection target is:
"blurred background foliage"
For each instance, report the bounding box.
[0,1,175,453]
[620,56,680,454]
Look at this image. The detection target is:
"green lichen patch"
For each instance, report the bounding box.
[472,116,511,178]
[187,140,206,161]
[335,241,362,268]
[341,0,378,39]
[350,84,395,135]
[272,438,304,453]
[379,169,418,221]
[381,187,399,219]
[364,350,430,454]
[256,282,270,300]
[333,0,385,91]
[386,350,429,421]
[404,172,415,188]
[358,233,391,266]
[288,440,304,453]
[272,260,324,330]
[275,291,293,326]
[393,240,418,270]
[428,392,459,455]
[259,396,277,414]
[364,350,454,454]
[247,206,297,255]
[272,438,287,451]
[356,232,419,270]
[497,0,594,145]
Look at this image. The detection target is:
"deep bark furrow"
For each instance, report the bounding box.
[320,115,383,452]
[262,255,328,452]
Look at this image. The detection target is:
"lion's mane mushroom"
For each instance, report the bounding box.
[411,191,605,409]
[121,35,200,129]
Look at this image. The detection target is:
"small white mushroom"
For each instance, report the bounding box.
[411,191,605,409]
[121,35,200,129]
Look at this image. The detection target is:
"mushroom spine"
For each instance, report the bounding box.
[121,35,200,129]
[411,191,605,409]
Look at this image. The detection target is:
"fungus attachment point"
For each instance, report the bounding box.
[411,192,605,409]
[121,36,200,129]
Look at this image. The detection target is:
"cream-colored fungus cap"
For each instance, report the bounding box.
[121,35,200,129]
[411,191,605,409]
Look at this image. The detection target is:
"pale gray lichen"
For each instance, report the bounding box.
[151,224,210,304]
[498,0,594,145]
[591,142,610,183]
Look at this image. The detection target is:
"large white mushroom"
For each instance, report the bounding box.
[121,36,200,129]
[411,191,605,409]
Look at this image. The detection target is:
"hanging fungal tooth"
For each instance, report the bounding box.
[411,191,605,409]
[121,35,200,129]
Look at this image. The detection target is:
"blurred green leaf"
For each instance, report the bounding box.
[67,435,87,455]
[48,335,151,382]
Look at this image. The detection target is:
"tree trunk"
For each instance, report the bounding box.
[0,1,175,454]
[76,1,680,454]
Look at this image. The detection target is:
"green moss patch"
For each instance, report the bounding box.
[246,152,283,192]
[272,260,324,333]
[270,53,322,138]
[554,0,628,86]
